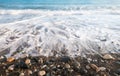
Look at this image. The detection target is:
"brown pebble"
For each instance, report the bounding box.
[25,59,31,64]
[90,64,99,72]
[7,57,15,62]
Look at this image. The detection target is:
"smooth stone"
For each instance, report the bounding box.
[79,68,87,75]
[38,70,46,76]
[7,57,15,62]
[60,56,71,63]
[39,58,43,64]
[99,67,106,71]
[65,63,71,69]
[90,64,99,72]
[20,73,24,76]
[86,65,91,69]
[15,61,28,69]
[115,69,120,75]
[8,65,14,71]
[103,54,115,60]
[28,70,33,75]
[8,72,20,76]
[25,59,31,65]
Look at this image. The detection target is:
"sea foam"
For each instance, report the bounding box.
[0,6,120,58]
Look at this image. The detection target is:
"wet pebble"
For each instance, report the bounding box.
[99,67,106,71]
[20,73,24,76]
[86,65,91,69]
[90,64,99,72]
[8,65,14,71]
[38,70,46,76]
[115,69,120,75]
[8,72,20,76]
[103,54,115,60]
[60,56,71,63]
[15,61,28,69]
[7,57,15,62]
[65,63,71,69]
[25,59,31,65]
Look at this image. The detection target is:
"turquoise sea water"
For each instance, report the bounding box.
[0,0,120,9]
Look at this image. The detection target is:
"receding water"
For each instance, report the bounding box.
[0,0,120,58]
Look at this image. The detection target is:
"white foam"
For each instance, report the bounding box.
[0,8,120,58]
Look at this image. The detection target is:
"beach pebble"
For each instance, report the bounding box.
[38,70,46,76]
[8,72,20,76]
[39,58,43,64]
[15,61,28,69]
[7,57,15,62]
[79,68,87,75]
[60,56,71,63]
[20,73,24,76]
[28,70,33,74]
[90,64,99,72]
[99,67,106,71]
[25,59,31,65]
[65,63,70,69]
[86,65,91,69]
[103,54,115,60]
[115,69,120,75]
[8,65,14,71]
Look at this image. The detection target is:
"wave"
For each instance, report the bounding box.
[0,8,120,58]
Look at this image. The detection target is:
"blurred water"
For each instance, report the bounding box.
[0,0,120,58]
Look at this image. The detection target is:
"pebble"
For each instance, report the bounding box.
[7,57,15,62]
[28,70,33,75]
[39,58,43,64]
[15,61,28,69]
[65,63,71,69]
[86,65,91,69]
[60,56,71,63]
[20,73,24,76]
[79,68,87,75]
[8,65,14,71]
[25,59,31,65]
[99,67,106,71]
[90,64,99,72]
[103,54,115,60]
[8,72,20,76]
[38,70,46,76]
[115,69,120,75]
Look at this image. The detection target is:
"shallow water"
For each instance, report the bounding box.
[0,1,120,58]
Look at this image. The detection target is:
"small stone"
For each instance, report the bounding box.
[39,58,43,64]
[41,65,47,69]
[90,64,99,72]
[79,68,87,75]
[8,65,14,71]
[65,63,70,69]
[15,61,28,69]
[38,70,46,76]
[103,54,115,60]
[7,57,15,62]
[86,65,91,69]
[28,70,32,75]
[20,73,24,76]
[99,67,106,71]
[60,56,71,63]
[115,69,120,75]
[25,59,31,65]
[8,72,20,76]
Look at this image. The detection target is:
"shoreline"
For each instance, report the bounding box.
[0,53,120,76]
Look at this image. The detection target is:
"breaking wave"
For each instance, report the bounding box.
[0,6,120,58]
